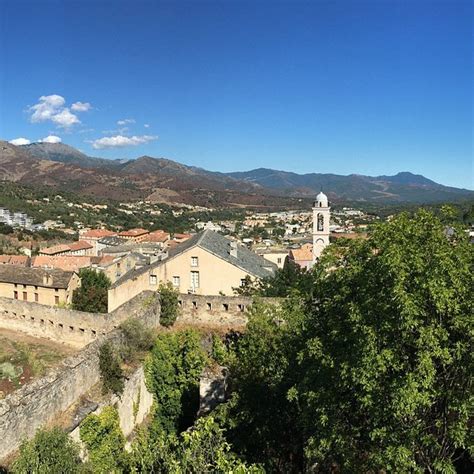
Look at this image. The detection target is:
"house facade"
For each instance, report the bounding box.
[0,266,80,306]
[108,230,277,311]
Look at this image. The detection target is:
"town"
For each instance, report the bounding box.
[0,0,471,472]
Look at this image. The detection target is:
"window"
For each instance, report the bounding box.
[240,278,247,287]
[22,292,27,301]
[55,295,59,305]
[149,275,157,285]
[172,276,180,287]
[277,257,282,264]
[13,291,18,299]
[35,293,39,302]
[191,256,198,267]
[190,271,199,289]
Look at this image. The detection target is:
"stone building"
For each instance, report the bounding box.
[0,266,80,306]
[108,230,277,311]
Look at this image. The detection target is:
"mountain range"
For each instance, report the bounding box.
[0,140,472,207]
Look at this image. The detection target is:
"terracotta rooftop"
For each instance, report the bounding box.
[289,243,313,262]
[39,244,71,255]
[119,228,149,237]
[0,255,30,266]
[68,241,93,251]
[81,229,116,239]
[32,255,113,272]
[143,231,170,243]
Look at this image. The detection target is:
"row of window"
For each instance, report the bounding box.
[150,272,200,289]
[13,291,60,304]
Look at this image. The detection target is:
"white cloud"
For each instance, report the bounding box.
[39,135,62,144]
[51,108,80,127]
[30,94,66,122]
[9,137,31,146]
[144,123,150,128]
[117,118,135,126]
[71,101,91,112]
[28,94,91,129]
[90,134,157,149]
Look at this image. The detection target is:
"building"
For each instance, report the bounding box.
[108,230,277,311]
[142,230,170,246]
[118,228,150,243]
[289,243,313,270]
[96,236,129,254]
[256,248,289,269]
[0,266,80,306]
[0,255,30,266]
[312,191,330,262]
[80,229,117,255]
[39,241,94,257]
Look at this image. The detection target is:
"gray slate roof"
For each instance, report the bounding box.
[110,230,276,289]
[0,265,75,288]
[168,230,277,278]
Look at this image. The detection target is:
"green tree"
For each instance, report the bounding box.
[158,281,180,327]
[72,268,111,313]
[174,416,264,473]
[99,342,124,396]
[297,210,473,472]
[12,427,81,474]
[80,406,127,473]
[220,298,307,472]
[144,330,207,433]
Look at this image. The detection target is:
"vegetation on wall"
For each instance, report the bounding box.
[144,329,207,433]
[11,428,81,474]
[80,406,127,473]
[98,342,124,396]
[157,282,180,327]
[72,268,111,313]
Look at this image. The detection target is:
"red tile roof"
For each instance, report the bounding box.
[119,228,149,237]
[81,229,116,239]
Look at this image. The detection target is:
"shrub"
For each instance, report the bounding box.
[144,330,207,433]
[98,342,124,396]
[119,318,155,363]
[158,282,180,327]
[80,406,127,473]
[12,427,81,474]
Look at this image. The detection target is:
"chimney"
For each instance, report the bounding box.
[229,241,238,258]
[42,272,53,286]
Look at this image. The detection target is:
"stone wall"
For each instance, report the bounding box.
[0,291,159,348]
[176,294,280,328]
[69,366,154,449]
[0,293,160,462]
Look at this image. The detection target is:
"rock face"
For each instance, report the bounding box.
[199,366,228,416]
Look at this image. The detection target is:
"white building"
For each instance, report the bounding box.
[312,191,330,262]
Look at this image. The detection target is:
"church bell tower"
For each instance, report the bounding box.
[312,191,330,263]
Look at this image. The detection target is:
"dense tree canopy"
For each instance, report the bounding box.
[223,210,473,472]
[72,268,111,313]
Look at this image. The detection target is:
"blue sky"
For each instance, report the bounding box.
[0,0,472,189]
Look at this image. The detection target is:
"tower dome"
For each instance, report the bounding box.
[315,191,328,208]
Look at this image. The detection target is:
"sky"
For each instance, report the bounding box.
[0,0,472,189]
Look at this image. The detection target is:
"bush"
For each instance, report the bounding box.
[158,282,180,327]
[12,427,81,474]
[144,330,207,433]
[80,406,127,473]
[99,342,124,396]
[119,318,155,363]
